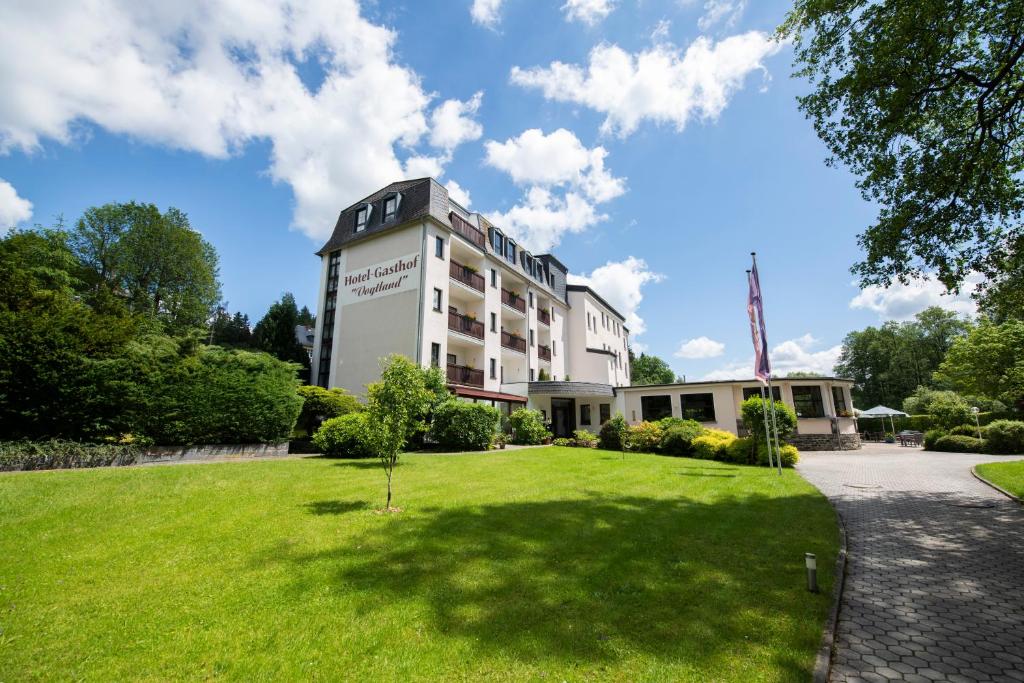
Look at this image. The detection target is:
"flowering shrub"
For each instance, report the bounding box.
[623,421,663,452]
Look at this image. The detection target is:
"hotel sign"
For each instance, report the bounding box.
[339,252,420,306]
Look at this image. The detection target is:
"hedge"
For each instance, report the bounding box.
[0,440,139,471]
[931,435,986,453]
[312,413,374,458]
[429,400,500,451]
[979,420,1024,454]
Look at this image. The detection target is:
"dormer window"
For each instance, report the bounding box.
[382,193,402,222]
[355,205,370,232]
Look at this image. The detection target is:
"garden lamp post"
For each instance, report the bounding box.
[972,406,981,439]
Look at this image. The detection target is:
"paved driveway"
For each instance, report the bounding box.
[798,445,1024,683]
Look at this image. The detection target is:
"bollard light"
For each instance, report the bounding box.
[805,553,818,593]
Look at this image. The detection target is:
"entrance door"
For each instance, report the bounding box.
[550,398,576,438]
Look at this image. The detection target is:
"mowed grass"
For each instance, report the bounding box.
[0,447,838,681]
[976,459,1024,498]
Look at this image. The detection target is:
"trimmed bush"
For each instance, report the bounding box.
[0,440,139,471]
[312,413,374,458]
[949,424,986,438]
[923,429,945,450]
[740,396,797,442]
[692,429,736,460]
[725,436,756,464]
[552,437,574,447]
[984,420,1024,454]
[932,434,985,453]
[754,442,799,467]
[623,421,663,452]
[572,430,599,448]
[429,400,499,451]
[296,385,361,436]
[598,414,628,450]
[509,408,549,445]
[660,420,705,456]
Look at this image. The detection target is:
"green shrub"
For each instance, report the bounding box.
[552,437,574,447]
[754,442,799,467]
[984,420,1024,454]
[725,436,756,464]
[509,408,549,445]
[692,429,736,460]
[740,396,797,442]
[296,385,361,435]
[0,440,139,471]
[623,421,663,452]
[923,429,945,450]
[932,434,985,453]
[948,424,986,438]
[312,413,374,458]
[655,417,688,431]
[598,414,628,450]
[660,420,705,456]
[928,392,973,429]
[572,429,599,448]
[429,400,500,451]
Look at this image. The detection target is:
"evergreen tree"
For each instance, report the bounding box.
[253,292,307,366]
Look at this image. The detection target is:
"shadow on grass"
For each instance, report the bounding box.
[676,471,737,478]
[330,460,394,470]
[304,500,368,515]
[274,491,836,678]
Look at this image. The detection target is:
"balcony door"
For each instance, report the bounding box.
[550,398,576,438]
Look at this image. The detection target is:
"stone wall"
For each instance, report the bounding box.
[139,442,290,465]
[787,433,862,451]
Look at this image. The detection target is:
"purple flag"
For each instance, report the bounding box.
[746,271,764,383]
[749,262,771,383]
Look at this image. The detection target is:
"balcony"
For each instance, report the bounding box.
[501,287,526,313]
[447,363,484,388]
[448,308,484,340]
[538,344,552,362]
[537,308,550,326]
[449,212,486,250]
[450,260,485,292]
[501,329,527,354]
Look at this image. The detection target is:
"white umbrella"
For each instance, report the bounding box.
[859,405,909,435]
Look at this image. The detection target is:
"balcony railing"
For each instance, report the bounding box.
[447,363,484,388]
[501,287,526,313]
[501,329,527,353]
[538,344,552,362]
[450,260,485,292]
[449,212,487,250]
[448,309,484,340]
[537,308,550,326]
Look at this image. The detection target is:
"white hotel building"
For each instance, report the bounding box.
[312,178,860,448]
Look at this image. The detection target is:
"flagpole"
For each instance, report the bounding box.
[749,267,776,471]
[758,383,776,470]
[752,252,783,476]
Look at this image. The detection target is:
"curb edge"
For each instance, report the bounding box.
[971,465,1023,505]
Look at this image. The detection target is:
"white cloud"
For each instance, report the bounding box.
[675,336,725,359]
[0,1,482,241]
[429,92,484,152]
[510,32,782,137]
[697,0,746,31]
[567,257,663,336]
[483,128,625,251]
[471,0,505,27]
[849,274,980,321]
[0,178,32,226]
[650,19,673,43]
[445,180,472,207]
[702,334,841,380]
[562,0,616,25]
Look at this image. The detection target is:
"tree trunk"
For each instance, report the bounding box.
[385,463,393,509]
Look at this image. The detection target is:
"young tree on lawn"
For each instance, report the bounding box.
[779,1,1024,300]
[364,355,433,511]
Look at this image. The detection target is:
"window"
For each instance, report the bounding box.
[528,292,533,308]
[641,395,672,421]
[432,288,442,312]
[742,386,782,402]
[587,312,592,330]
[529,329,534,346]
[383,195,398,221]
[435,236,444,259]
[529,369,535,381]
[792,386,826,418]
[580,404,592,426]
[505,239,516,263]
[600,403,611,424]
[430,343,440,368]
[552,340,557,355]
[490,358,497,379]
[491,229,504,253]
[490,312,497,333]
[680,393,716,422]
[447,353,457,365]
[491,269,497,288]
[832,387,848,415]
[355,206,368,232]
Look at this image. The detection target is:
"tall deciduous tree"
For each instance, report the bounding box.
[780,1,1024,296]
[834,307,971,408]
[935,319,1024,411]
[629,351,676,386]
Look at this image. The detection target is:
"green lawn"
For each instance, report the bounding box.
[976,459,1024,498]
[0,447,838,681]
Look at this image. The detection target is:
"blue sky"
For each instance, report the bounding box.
[0,0,977,381]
